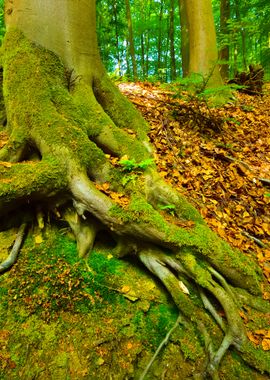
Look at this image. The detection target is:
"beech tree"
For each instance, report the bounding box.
[0,0,270,379]
[179,0,224,87]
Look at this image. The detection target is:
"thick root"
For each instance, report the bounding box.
[1,29,269,379]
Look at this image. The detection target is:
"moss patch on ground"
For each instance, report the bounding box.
[0,227,268,379]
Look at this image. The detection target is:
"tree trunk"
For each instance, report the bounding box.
[125,0,138,80]
[184,0,224,88]
[235,0,247,70]
[1,1,270,379]
[179,0,189,77]
[112,0,122,76]
[157,1,164,76]
[169,0,177,81]
[219,0,230,80]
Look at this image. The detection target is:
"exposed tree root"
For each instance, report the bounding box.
[139,312,183,380]
[0,30,270,379]
[0,222,27,273]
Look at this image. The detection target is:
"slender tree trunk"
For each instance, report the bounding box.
[235,0,247,70]
[233,43,238,75]
[169,0,176,81]
[125,0,138,80]
[184,0,223,88]
[179,0,189,77]
[113,0,122,76]
[141,34,145,78]
[157,1,164,75]
[219,0,230,80]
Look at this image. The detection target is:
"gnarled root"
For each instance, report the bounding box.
[0,223,27,273]
[0,29,269,379]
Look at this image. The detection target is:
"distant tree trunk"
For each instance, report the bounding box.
[169,0,177,80]
[235,0,247,70]
[141,34,145,78]
[233,43,238,75]
[179,0,189,77]
[145,32,150,77]
[113,0,122,76]
[219,0,230,80]
[125,0,138,80]
[184,0,223,88]
[157,1,164,75]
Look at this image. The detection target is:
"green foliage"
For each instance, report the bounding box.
[158,204,176,215]
[96,0,270,82]
[119,158,154,172]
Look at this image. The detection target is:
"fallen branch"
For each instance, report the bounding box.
[241,231,268,248]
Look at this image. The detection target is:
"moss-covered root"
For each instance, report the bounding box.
[62,207,102,258]
[138,247,270,378]
[0,129,28,162]
[138,247,221,377]
[0,160,68,214]
[0,223,27,273]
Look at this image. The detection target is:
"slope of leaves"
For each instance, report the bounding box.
[119,81,270,350]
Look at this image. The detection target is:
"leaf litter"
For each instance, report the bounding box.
[119,81,270,349]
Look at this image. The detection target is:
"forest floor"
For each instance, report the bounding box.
[0,83,270,379]
[119,81,270,350]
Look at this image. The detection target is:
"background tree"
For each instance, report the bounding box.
[125,0,138,80]
[179,0,189,77]
[182,0,223,87]
[219,0,230,80]
[0,0,270,379]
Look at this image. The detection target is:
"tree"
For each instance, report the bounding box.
[179,0,189,77]
[0,0,270,378]
[125,0,138,80]
[219,0,230,80]
[179,0,224,88]
[169,0,177,80]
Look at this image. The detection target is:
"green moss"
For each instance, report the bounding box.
[95,75,150,142]
[2,29,107,172]
[0,160,68,204]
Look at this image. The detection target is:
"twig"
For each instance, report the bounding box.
[241,231,267,248]
[139,313,182,380]
[0,223,27,273]
[259,178,270,186]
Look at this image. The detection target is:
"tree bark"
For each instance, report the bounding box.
[179,0,189,77]
[219,0,230,80]
[169,0,177,81]
[235,0,247,70]
[124,0,138,80]
[183,0,224,88]
[1,1,270,378]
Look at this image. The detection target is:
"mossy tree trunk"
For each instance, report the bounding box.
[1,1,270,379]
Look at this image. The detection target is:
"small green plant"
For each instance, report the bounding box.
[158,204,176,216]
[121,174,137,186]
[241,105,254,112]
[224,117,241,126]
[119,158,154,172]
[265,193,270,197]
